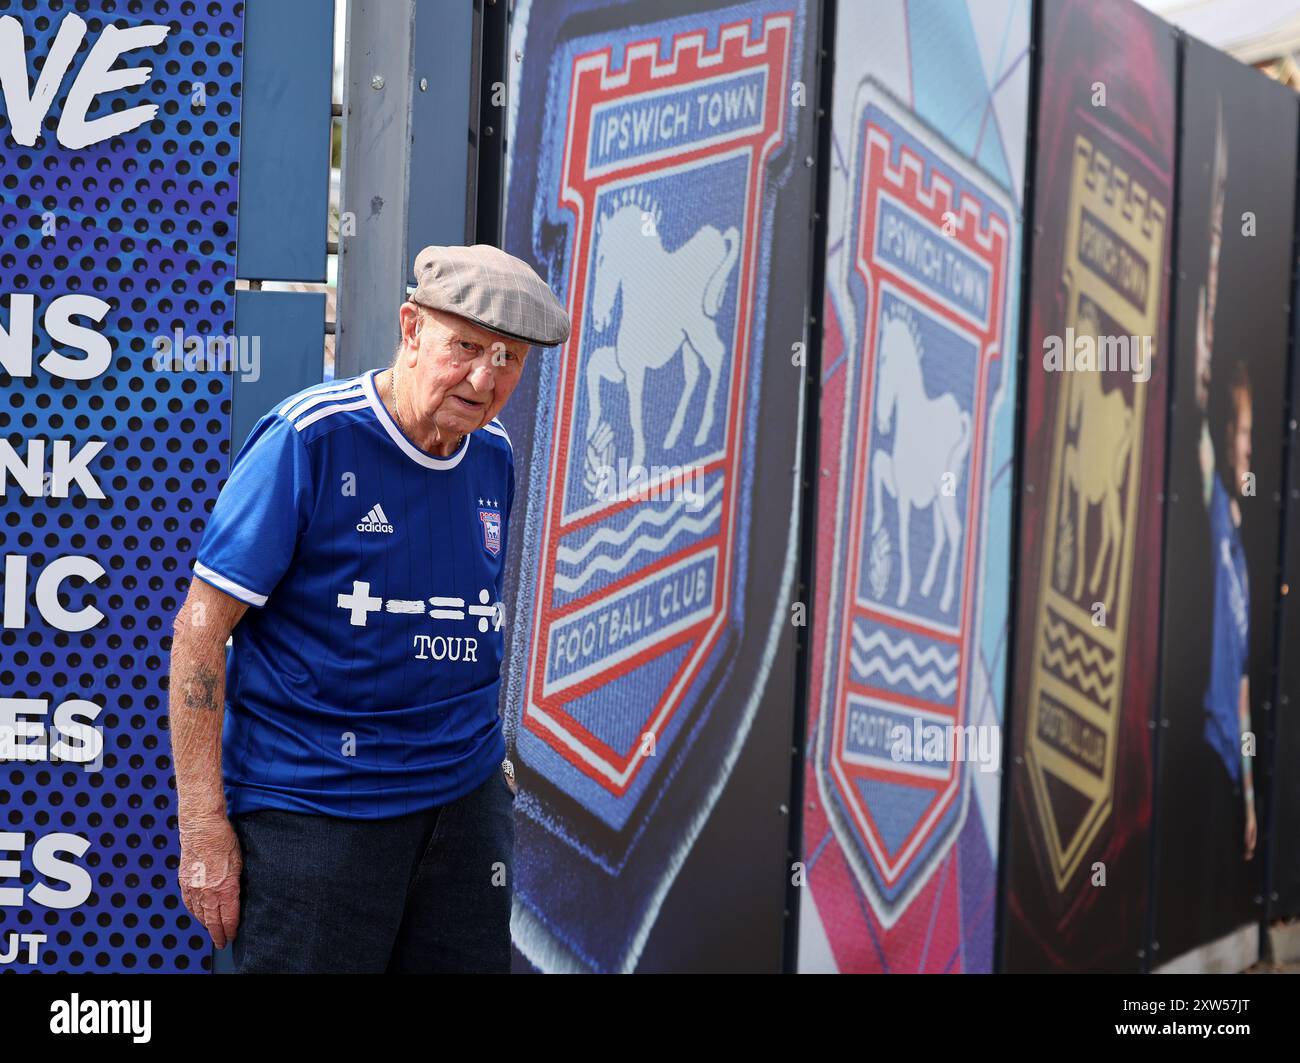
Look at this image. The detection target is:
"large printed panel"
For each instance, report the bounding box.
[0,3,242,971]
[799,0,1028,973]
[500,0,818,973]
[1153,36,1296,973]
[1003,0,1174,973]
[1274,282,1300,922]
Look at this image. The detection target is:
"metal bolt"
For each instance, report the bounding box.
[804,155,814,167]
[515,49,523,62]
[419,77,428,91]
[485,126,495,136]
[371,75,385,90]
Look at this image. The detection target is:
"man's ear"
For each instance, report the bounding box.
[398,302,422,350]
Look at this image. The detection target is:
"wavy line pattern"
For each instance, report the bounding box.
[849,625,959,699]
[850,650,959,698]
[1043,615,1116,677]
[852,626,958,673]
[1040,644,1115,705]
[557,478,724,566]
[553,499,723,594]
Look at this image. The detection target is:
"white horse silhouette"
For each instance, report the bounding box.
[869,310,970,613]
[584,187,739,480]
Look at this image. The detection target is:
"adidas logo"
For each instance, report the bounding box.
[357,503,394,534]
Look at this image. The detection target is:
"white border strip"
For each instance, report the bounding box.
[363,369,472,471]
[192,561,268,608]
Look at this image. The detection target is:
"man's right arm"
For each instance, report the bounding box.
[168,577,249,948]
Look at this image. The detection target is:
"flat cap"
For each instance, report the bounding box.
[408,243,571,347]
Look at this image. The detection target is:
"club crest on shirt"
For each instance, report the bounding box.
[480,505,502,556]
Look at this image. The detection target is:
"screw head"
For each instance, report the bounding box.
[419,77,428,91]
[371,74,385,90]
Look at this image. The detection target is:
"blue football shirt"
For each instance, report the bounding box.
[191,368,513,818]
[1202,473,1249,785]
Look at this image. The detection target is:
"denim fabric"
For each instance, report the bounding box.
[229,762,516,973]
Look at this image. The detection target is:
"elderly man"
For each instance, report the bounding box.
[167,244,569,973]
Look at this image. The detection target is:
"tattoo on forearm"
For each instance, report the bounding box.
[183,668,220,712]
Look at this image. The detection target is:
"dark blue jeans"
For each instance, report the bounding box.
[229,763,516,973]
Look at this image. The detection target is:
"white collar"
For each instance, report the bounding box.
[363,368,471,471]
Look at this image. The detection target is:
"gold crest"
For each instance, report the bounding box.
[1026,136,1165,892]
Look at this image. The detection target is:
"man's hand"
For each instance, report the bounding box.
[179,811,243,948]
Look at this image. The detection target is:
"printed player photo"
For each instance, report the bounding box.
[1193,104,1255,865]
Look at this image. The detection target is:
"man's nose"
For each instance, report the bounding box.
[468,362,496,392]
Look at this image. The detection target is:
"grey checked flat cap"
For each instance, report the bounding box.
[409,243,571,347]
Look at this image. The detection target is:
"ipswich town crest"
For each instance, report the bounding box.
[505,5,802,971]
[480,504,502,557]
[1023,134,1163,894]
[815,85,1011,926]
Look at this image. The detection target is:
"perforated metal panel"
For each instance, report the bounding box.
[0,0,242,973]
